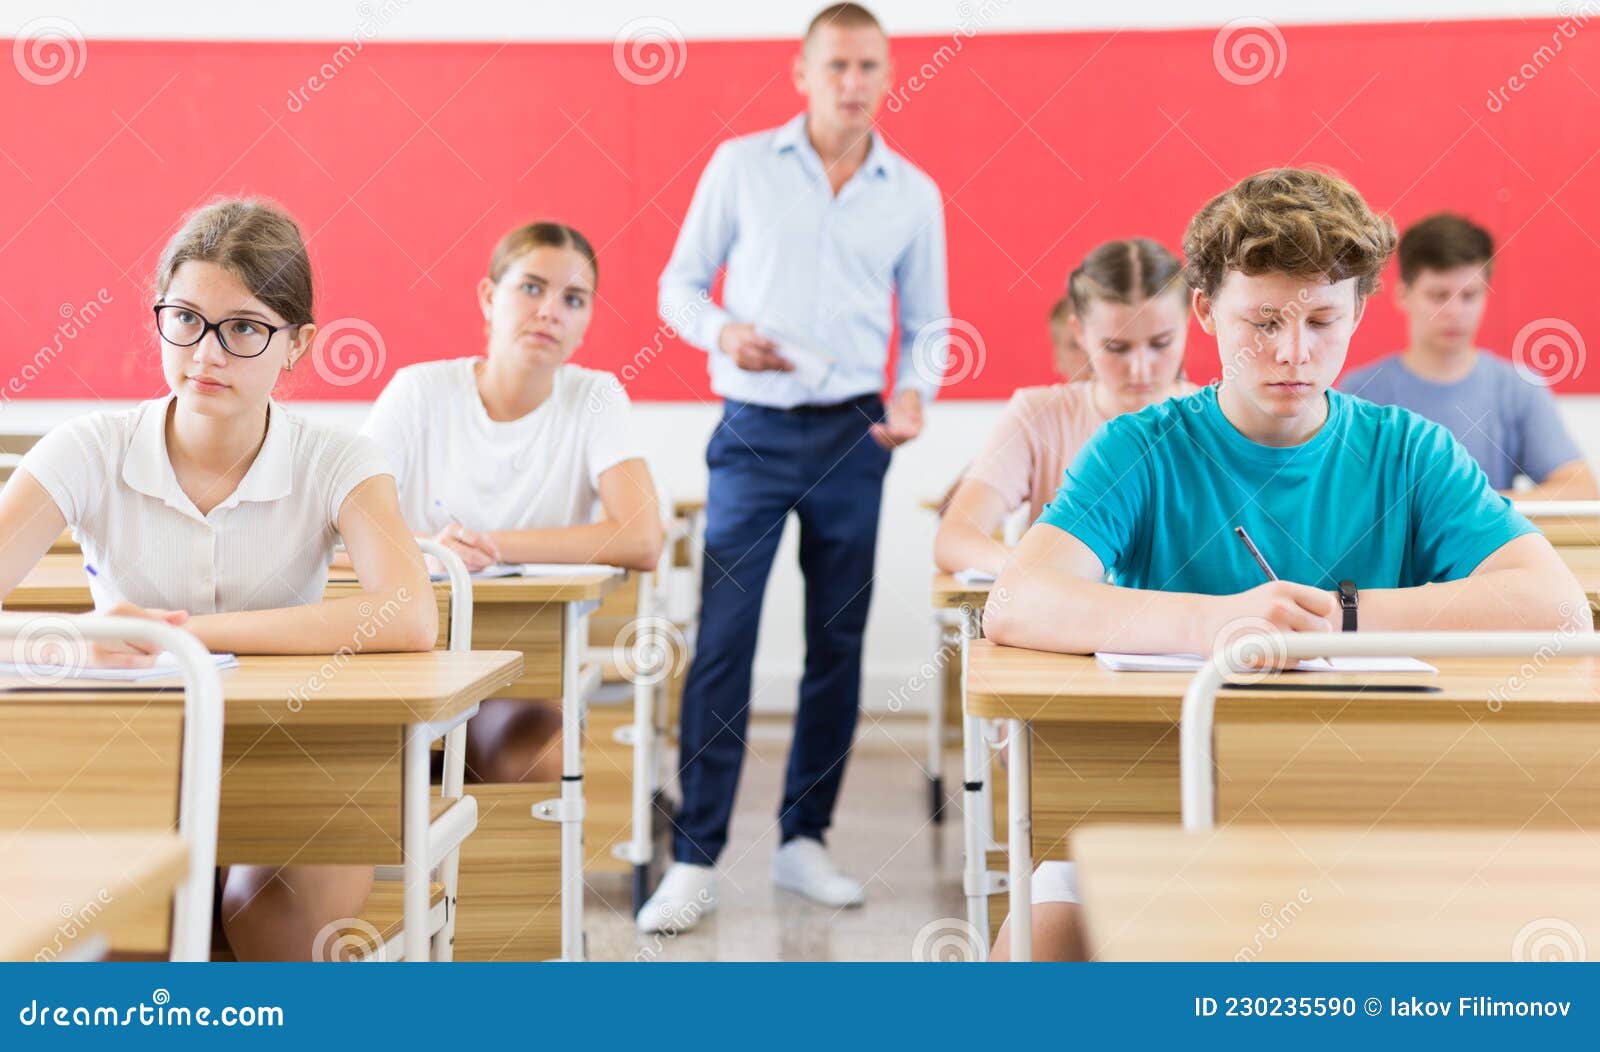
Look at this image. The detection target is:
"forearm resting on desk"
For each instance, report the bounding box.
[490,518,664,573]
[187,589,438,654]
[1359,566,1592,636]
[933,479,1012,577]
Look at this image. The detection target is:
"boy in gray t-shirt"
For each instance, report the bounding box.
[1339,212,1596,499]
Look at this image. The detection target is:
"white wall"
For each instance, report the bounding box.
[1,0,1570,40]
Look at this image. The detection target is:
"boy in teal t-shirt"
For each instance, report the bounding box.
[985,168,1589,965]
[987,169,1585,659]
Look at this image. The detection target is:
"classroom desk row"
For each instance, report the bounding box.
[0,649,523,961]
[3,556,627,962]
[4,498,712,963]
[933,539,1600,959]
[964,637,1600,960]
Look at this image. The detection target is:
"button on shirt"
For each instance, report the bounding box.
[658,112,949,409]
[19,395,393,613]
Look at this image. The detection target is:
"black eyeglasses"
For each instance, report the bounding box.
[152,303,298,359]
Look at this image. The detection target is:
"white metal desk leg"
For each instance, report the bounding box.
[1007,718,1032,962]
[419,538,474,962]
[560,601,588,961]
[403,725,431,962]
[629,571,659,914]
[957,606,992,956]
[927,615,945,822]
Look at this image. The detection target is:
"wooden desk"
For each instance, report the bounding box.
[1077,824,1600,961]
[966,642,1600,959]
[1557,547,1600,623]
[1535,515,1600,548]
[0,649,522,960]
[6,560,617,961]
[3,832,188,961]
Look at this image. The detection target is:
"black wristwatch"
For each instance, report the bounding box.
[1337,580,1358,632]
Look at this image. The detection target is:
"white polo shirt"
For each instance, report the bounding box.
[361,359,644,534]
[20,394,392,614]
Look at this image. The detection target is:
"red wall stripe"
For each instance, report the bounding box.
[1,19,1596,402]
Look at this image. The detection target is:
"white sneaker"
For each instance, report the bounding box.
[772,837,865,907]
[636,863,717,934]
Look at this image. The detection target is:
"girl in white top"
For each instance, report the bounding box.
[363,221,664,783]
[935,239,1193,579]
[0,199,436,961]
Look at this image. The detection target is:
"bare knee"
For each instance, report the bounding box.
[221,865,374,961]
[990,902,1088,962]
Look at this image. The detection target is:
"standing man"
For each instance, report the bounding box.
[644,3,948,932]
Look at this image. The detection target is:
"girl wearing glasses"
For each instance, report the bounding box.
[0,198,436,960]
[361,221,665,784]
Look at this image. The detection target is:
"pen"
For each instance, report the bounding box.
[1233,526,1279,582]
[433,498,468,531]
[83,561,121,607]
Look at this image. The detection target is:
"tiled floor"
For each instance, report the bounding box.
[585,716,970,962]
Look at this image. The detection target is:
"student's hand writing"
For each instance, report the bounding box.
[86,603,191,669]
[719,323,794,372]
[430,525,502,573]
[1196,581,1336,669]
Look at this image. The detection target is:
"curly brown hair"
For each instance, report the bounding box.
[1182,168,1397,301]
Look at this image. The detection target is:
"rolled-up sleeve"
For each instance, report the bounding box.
[658,143,740,354]
[891,187,950,403]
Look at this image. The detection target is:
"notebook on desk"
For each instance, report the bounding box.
[1094,652,1437,674]
[0,651,240,682]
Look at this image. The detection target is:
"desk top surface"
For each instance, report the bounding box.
[2,831,188,961]
[8,555,624,606]
[965,641,1600,722]
[0,650,523,727]
[1076,823,1600,961]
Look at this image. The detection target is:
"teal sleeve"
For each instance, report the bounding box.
[1406,417,1538,582]
[1035,418,1150,575]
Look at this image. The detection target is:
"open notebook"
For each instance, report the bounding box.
[427,563,626,582]
[1095,652,1437,674]
[0,651,240,682]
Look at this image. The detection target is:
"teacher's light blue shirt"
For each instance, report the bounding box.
[658,113,949,409]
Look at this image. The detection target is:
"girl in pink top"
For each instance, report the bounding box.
[935,238,1193,577]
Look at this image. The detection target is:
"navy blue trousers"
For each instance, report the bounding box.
[672,395,890,866]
